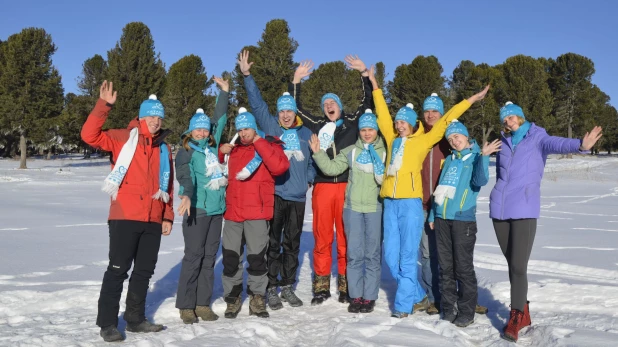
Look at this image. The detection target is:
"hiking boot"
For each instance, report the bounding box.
[426,302,440,315]
[475,304,488,315]
[267,287,283,310]
[100,325,124,342]
[502,309,526,342]
[413,296,429,313]
[442,307,457,323]
[359,299,375,313]
[453,315,475,328]
[522,301,532,327]
[391,311,409,319]
[249,294,269,318]
[224,296,242,319]
[348,297,363,313]
[195,305,219,321]
[179,309,198,324]
[125,319,163,333]
[311,275,331,306]
[337,275,349,303]
[280,285,303,307]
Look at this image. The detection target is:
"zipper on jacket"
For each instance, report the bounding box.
[411,173,415,191]
[460,189,468,210]
[333,142,338,183]
[429,147,434,193]
[501,134,513,220]
[392,171,399,198]
[258,184,264,213]
[443,198,448,217]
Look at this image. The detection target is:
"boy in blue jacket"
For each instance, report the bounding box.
[429,120,500,327]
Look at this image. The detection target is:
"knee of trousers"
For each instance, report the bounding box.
[246,246,268,276]
[509,262,528,278]
[222,248,241,277]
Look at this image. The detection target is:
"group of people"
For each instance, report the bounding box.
[82,52,603,343]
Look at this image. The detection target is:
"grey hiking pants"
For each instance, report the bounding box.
[492,218,537,312]
[222,220,269,299]
[175,214,222,309]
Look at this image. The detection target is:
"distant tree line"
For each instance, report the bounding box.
[1,20,616,168]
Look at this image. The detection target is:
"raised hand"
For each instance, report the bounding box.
[213,76,229,92]
[308,134,321,153]
[482,139,502,156]
[467,85,490,104]
[581,126,603,150]
[99,80,117,105]
[293,60,314,84]
[237,50,253,76]
[345,55,368,75]
[367,65,379,90]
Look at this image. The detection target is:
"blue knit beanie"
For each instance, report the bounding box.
[183,108,211,135]
[235,107,257,131]
[321,93,343,114]
[277,92,297,113]
[499,101,525,122]
[423,93,444,115]
[139,94,164,118]
[358,109,378,130]
[395,103,418,126]
[445,120,469,139]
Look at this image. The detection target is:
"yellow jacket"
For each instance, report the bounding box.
[373,89,471,199]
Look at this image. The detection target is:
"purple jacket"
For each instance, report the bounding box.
[489,123,581,220]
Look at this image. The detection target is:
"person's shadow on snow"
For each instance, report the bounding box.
[477,285,509,332]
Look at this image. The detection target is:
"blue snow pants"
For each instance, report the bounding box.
[383,198,425,313]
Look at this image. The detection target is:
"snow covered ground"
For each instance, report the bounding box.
[1,154,617,346]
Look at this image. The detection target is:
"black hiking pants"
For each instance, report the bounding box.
[267,195,306,288]
[96,220,161,328]
[435,218,478,320]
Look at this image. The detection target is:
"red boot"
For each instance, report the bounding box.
[522,301,531,327]
[503,309,526,342]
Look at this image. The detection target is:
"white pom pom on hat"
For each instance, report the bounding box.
[196,108,204,114]
[450,119,460,123]
[149,94,157,100]
[431,93,438,97]
[365,109,373,113]
[238,107,248,114]
[505,101,513,106]
[282,92,290,96]
[406,103,414,110]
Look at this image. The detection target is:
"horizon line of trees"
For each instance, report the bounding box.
[1,19,616,169]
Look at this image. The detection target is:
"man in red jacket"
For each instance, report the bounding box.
[219,108,290,319]
[81,81,174,342]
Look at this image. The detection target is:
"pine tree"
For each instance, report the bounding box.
[499,55,554,132]
[78,54,108,98]
[388,55,446,116]
[162,54,211,145]
[105,22,166,129]
[0,28,64,168]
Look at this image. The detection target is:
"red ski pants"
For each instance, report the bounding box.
[312,182,347,276]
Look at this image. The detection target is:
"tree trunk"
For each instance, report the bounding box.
[19,134,27,169]
[46,150,52,160]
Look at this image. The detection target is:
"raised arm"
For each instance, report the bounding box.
[541,126,601,155]
[289,60,324,133]
[473,139,500,188]
[212,77,229,124]
[80,81,119,152]
[367,66,396,143]
[344,55,373,125]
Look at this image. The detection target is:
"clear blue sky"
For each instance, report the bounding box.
[2,0,617,106]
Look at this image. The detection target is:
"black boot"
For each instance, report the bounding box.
[125,319,164,333]
[100,325,124,342]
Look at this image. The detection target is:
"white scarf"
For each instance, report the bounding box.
[387,137,406,176]
[102,128,139,200]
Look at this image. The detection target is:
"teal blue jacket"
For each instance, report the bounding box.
[429,140,489,223]
[175,92,228,216]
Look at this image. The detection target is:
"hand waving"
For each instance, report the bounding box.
[237,50,253,76]
[467,85,490,104]
[99,80,117,105]
[308,134,321,153]
[581,126,603,150]
[482,139,502,156]
[293,60,314,84]
[213,76,230,92]
[344,55,367,74]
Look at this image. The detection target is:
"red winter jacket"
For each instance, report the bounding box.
[421,126,451,211]
[81,99,174,223]
[222,137,290,222]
